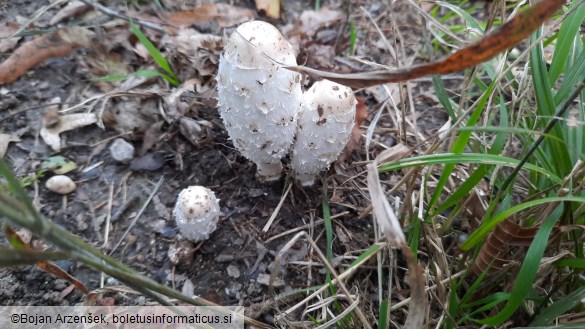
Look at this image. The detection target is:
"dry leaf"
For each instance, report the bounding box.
[295,7,343,36]
[472,217,546,275]
[4,226,89,295]
[0,22,21,53]
[101,98,160,140]
[179,117,212,146]
[138,121,164,156]
[0,134,20,158]
[40,113,97,151]
[255,0,280,19]
[50,0,90,25]
[163,29,222,82]
[164,4,254,29]
[366,144,412,245]
[401,242,427,329]
[0,27,94,84]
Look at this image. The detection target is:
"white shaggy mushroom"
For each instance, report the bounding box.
[173,186,221,242]
[291,80,357,186]
[217,20,302,181]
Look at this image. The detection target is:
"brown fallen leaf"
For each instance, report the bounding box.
[255,0,280,19]
[401,242,428,329]
[0,22,21,53]
[367,144,412,245]
[284,0,565,89]
[4,225,89,295]
[163,28,223,82]
[471,217,551,275]
[294,7,343,37]
[0,133,20,158]
[164,3,254,29]
[40,112,98,152]
[49,0,91,25]
[0,27,94,84]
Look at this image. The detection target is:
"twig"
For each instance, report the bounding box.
[109,177,164,255]
[78,0,165,33]
[262,182,292,232]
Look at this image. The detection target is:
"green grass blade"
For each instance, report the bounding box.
[548,1,585,83]
[321,183,336,298]
[0,248,69,267]
[348,20,357,55]
[554,258,585,269]
[0,160,41,223]
[91,73,131,82]
[428,82,496,209]
[322,184,334,265]
[432,75,457,121]
[129,20,179,86]
[456,127,563,143]
[477,205,563,326]
[378,153,562,185]
[434,2,483,35]
[346,243,383,269]
[467,292,511,315]
[530,286,585,326]
[554,47,585,105]
[530,31,571,176]
[436,93,510,214]
[378,300,389,329]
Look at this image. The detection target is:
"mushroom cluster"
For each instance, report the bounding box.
[217,21,357,186]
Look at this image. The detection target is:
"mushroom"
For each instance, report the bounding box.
[291,80,357,186]
[173,186,221,242]
[216,20,302,181]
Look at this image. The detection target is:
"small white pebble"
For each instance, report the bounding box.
[256,273,284,287]
[109,138,135,163]
[227,264,240,278]
[46,175,76,195]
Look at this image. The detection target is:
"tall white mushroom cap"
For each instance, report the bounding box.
[217,21,302,181]
[291,80,357,186]
[173,186,221,242]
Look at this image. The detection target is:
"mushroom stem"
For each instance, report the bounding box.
[257,162,283,182]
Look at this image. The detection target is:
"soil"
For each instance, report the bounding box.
[0,0,452,325]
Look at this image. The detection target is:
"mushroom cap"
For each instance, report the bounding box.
[291,80,356,186]
[173,186,221,242]
[224,20,297,69]
[217,21,302,181]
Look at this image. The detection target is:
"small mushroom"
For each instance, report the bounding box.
[216,20,303,181]
[291,80,357,186]
[173,186,220,242]
[46,175,77,195]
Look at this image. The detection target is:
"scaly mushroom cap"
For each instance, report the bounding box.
[217,21,302,181]
[173,186,221,242]
[291,80,357,186]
